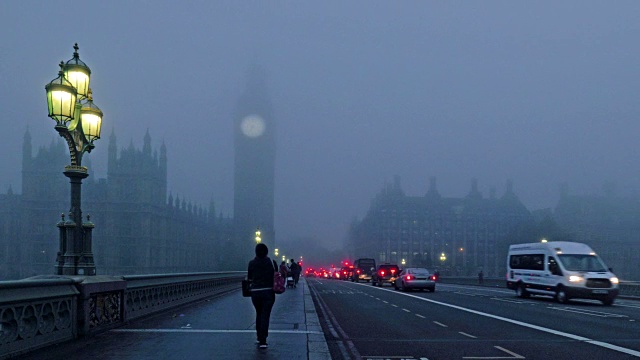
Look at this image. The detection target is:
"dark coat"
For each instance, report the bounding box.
[248,256,275,290]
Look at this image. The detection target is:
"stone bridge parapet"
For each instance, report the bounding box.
[0,272,245,359]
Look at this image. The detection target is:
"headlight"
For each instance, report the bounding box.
[569,275,583,282]
[610,277,619,285]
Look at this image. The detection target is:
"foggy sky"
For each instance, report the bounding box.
[1,1,640,250]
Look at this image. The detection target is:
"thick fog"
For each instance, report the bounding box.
[1,1,639,250]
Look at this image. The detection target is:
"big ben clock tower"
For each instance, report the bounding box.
[233,66,276,263]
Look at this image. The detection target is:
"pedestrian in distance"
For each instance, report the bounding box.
[247,243,276,349]
[290,258,301,287]
[478,270,484,285]
[279,260,289,278]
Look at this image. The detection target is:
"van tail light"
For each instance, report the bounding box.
[380,270,385,276]
[391,269,396,274]
[357,269,361,274]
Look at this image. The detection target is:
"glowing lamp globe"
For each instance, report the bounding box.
[80,90,103,143]
[45,62,78,124]
[63,43,91,100]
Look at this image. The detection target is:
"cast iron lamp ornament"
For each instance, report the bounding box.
[45,43,103,276]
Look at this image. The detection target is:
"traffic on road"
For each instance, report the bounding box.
[307,277,640,360]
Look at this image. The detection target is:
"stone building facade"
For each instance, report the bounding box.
[553,185,640,281]
[348,176,533,277]
[0,129,232,280]
[350,178,640,281]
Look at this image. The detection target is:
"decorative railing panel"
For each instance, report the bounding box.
[89,291,121,329]
[123,272,245,321]
[0,279,79,359]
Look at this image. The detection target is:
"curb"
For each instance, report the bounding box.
[303,279,331,360]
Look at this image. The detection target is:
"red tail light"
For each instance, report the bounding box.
[406,275,413,280]
[430,275,436,281]
[390,269,396,274]
[356,269,361,274]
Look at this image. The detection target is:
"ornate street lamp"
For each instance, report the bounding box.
[45,43,103,276]
[255,227,262,243]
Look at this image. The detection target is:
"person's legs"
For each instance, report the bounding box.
[259,292,275,342]
[252,291,273,345]
[254,291,275,345]
[251,294,264,343]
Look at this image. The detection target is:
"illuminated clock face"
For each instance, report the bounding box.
[240,115,266,138]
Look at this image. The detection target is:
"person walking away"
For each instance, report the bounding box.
[279,260,289,279]
[290,259,301,287]
[478,270,484,285]
[248,243,276,349]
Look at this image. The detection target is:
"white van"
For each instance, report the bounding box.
[506,241,619,305]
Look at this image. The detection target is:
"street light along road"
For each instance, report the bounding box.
[45,43,103,276]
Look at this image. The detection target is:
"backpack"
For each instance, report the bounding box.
[273,260,285,294]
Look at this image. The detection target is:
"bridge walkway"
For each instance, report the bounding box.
[19,277,330,360]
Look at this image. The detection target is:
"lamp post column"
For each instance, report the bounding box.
[56,214,66,275]
[62,166,95,275]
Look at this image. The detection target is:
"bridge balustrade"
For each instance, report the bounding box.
[0,272,245,360]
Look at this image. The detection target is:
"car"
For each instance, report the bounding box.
[305,267,316,277]
[328,267,340,279]
[352,258,376,282]
[372,263,400,287]
[340,266,354,280]
[394,268,436,292]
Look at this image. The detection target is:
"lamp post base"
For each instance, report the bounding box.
[55,165,97,276]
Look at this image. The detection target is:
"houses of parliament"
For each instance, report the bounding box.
[0,69,277,280]
[0,129,237,280]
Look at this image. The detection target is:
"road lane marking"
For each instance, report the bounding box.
[372,287,640,358]
[459,331,477,338]
[383,300,389,304]
[439,284,513,295]
[462,345,525,359]
[402,308,411,312]
[391,304,398,307]
[548,306,627,318]
[111,328,324,334]
[616,302,640,309]
[491,298,534,305]
[415,314,425,318]
[433,321,448,327]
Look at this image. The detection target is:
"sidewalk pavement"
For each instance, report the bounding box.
[19,277,331,360]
